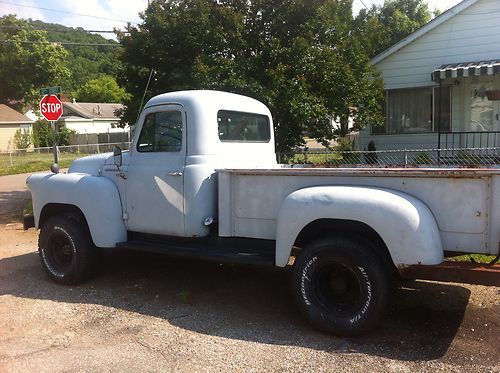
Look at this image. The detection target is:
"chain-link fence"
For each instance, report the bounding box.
[2,144,499,171]
[277,147,500,167]
[0,142,131,170]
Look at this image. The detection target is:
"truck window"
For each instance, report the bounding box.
[217,110,270,142]
[137,111,183,152]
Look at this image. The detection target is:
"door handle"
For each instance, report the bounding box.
[167,171,183,176]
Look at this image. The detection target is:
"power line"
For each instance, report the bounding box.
[0,0,137,24]
[0,25,124,34]
[0,39,121,47]
[0,25,128,34]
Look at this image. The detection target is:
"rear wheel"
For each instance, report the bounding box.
[291,236,391,336]
[38,214,97,285]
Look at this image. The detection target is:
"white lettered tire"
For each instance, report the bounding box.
[291,236,391,336]
[38,214,97,285]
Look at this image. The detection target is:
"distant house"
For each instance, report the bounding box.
[360,0,500,152]
[60,101,128,135]
[0,104,34,150]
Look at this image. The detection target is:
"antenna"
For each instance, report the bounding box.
[135,68,156,125]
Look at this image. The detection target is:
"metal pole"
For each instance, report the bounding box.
[51,121,59,164]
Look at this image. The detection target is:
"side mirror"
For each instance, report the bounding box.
[113,146,122,168]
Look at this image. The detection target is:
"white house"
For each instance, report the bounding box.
[61,101,128,135]
[360,0,500,152]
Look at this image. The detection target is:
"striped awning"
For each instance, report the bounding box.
[432,60,500,81]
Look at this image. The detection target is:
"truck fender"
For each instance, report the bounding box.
[275,186,443,267]
[27,173,127,247]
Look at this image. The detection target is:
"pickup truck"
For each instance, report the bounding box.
[27,90,500,336]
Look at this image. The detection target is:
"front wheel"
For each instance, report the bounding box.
[291,236,392,336]
[38,214,97,285]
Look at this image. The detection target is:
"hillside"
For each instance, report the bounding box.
[28,20,123,92]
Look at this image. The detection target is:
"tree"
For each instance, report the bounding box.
[13,128,32,149]
[29,20,123,92]
[0,15,70,109]
[118,0,383,152]
[73,75,130,103]
[356,0,433,57]
[32,120,73,148]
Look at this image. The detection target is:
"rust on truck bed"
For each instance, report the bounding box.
[399,261,500,287]
[219,167,500,179]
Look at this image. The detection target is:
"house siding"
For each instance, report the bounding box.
[361,0,500,151]
[376,0,500,90]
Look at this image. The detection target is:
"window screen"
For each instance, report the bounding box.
[217,110,270,142]
[137,110,183,152]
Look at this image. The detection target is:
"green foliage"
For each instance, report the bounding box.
[118,0,384,152]
[356,0,432,57]
[0,152,82,176]
[0,15,70,108]
[414,152,431,165]
[32,120,73,147]
[29,20,123,92]
[73,75,131,103]
[13,128,32,149]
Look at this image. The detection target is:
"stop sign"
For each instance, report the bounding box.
[39,95,63,121]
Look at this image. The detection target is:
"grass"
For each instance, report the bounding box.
[448,254,497,264]
[0,152,88,176]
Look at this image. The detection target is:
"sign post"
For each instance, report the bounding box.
[39,95,64,170]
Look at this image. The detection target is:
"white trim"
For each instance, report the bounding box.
[372,0,480,65]
[0,121,33,125]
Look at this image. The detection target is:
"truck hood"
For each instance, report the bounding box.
[68,151,130,175]
[68,153,112,175]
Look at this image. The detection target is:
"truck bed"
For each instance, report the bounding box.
[217,167,500,255]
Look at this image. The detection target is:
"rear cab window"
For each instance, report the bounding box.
[217,110,270,142]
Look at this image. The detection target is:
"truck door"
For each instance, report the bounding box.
[125,104,186,236]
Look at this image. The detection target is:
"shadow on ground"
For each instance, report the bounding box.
[1,249,496,363]
[0,190,31,224]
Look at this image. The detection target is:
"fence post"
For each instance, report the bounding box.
[9,150,13,166]
[404,149,408,166]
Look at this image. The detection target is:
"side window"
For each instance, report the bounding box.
[137,110,183,152]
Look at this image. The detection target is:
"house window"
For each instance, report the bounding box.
[372,86,451,134]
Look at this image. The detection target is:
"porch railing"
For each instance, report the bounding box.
[438,131,500,156]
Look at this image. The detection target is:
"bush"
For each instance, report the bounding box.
[13,128,32,150]
[365,140,377,164]
[415,152,432,165]
[33,120,74,148]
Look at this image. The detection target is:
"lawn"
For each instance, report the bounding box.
[0,152,89,176]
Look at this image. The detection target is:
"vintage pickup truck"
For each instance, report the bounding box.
[27,90,500,336]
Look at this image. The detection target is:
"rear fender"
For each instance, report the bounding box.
[27,173,126,247]
[275,186,443,267]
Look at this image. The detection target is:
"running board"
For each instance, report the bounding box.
[116,236,275,266]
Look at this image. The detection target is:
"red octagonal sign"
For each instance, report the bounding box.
[39,95,63,121]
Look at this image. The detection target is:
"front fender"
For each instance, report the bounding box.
[275,186,443,267]
[27,173,127,247]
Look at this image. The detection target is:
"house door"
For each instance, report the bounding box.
[125,105,186,236]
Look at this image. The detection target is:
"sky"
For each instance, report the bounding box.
[0,0,465,39]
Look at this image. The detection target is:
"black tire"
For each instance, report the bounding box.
[38,214,97,285]
[291,236,391,336]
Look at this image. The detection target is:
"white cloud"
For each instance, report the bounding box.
[0,0,46,21]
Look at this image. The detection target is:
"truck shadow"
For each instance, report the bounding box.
[0,249,478,362]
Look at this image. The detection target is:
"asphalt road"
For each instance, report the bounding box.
[0,171,499,372]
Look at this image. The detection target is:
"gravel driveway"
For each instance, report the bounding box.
[0,172,499,372]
